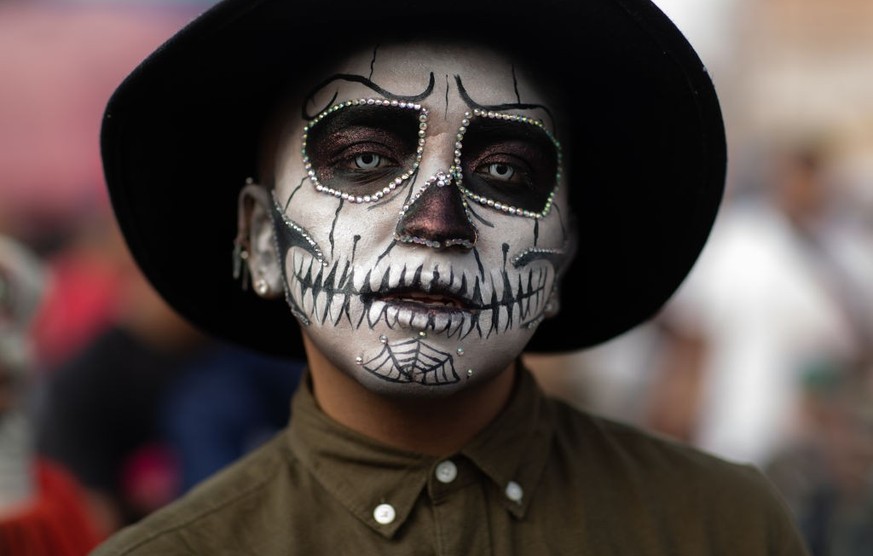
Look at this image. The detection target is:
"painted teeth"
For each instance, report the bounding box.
[386,305,400,328]
[286,253,553,336]
[367,302,383,327]
[328,294,346,325]
[447,317,465,338]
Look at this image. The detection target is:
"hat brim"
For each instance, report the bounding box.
[101,0,725,358]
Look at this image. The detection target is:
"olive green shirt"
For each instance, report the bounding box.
[92,369,809,555]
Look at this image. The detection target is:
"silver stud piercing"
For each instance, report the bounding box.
[254,278,270,296]
[467,369,474,378]
[232,241,251,291]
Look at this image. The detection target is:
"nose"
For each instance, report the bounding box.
[394,171,477,250]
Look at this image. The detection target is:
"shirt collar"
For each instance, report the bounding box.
[284,364,556,537]
[461,366,555,519]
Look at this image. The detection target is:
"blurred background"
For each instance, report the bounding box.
[0,0,870,554]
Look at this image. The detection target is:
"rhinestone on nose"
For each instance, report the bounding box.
[394,171,477,249]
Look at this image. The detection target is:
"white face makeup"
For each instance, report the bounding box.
[265,43,573,397]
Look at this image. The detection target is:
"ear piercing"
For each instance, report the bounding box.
[235,247,273,297]
[232,241,251,291]
[254,278,270,296]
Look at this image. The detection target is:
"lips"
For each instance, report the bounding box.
[374,285,475,313]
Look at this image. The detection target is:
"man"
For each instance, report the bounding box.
[0,235,104,554]
[93,0,809,553]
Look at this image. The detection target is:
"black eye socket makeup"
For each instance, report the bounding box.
[453,110,561,219]
[457,116,559,213]
[302,100,428,201]
[301,100,561,215]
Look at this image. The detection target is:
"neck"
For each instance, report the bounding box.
[302,334,516,456]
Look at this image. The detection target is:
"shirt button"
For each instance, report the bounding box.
[435,460,458,484]
[373,503,396,525]
[505,481,524,503]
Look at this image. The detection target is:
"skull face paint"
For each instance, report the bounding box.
[267,43,574,396]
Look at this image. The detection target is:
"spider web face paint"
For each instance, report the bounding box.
[269,43,574,396]
[362,334,459,385]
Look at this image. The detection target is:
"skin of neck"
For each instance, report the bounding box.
[302,333,517,456]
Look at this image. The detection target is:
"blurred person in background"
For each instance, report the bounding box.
[0,234,103,555]
[645,140,873,466]
[765,357,873,556]
[160,342,304,496]
[0,0,212,373]
[28,206,130,372]
[1,0,305,537]
[35,233,210,533]
[36,229,304,532]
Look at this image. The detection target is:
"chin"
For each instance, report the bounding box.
[306,322,525,398]
[344,361,506,401]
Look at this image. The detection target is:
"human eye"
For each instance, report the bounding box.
[355,153,383,170]
[473,156,532,186]
[335,143,399,174]
[486,163,514,180]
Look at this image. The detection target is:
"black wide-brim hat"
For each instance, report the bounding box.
[101,0,725,358]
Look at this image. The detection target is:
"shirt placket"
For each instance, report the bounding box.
[426,456,493,555]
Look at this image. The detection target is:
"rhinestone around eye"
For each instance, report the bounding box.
[301,99,428,203]
[453,110,562,220]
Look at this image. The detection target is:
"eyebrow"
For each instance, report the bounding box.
[462,116,557,151]
[302,73,436,120]
[307,104,422,148]
[454,75,556,130]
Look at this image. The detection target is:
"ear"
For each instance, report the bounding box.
[544,219,578,320]
[237,183,283,299]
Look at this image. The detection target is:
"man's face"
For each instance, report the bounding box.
[267,42,573,397]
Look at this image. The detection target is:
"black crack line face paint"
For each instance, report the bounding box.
[269,46,574,390]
